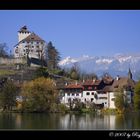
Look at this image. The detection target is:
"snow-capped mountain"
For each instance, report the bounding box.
[58,54,140,79]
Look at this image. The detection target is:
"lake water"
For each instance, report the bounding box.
[0,112,140,130]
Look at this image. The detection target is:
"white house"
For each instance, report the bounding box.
[82,79,108,108]
[60,79,109,108]
[60,70,135,109]
[60,82,83,107]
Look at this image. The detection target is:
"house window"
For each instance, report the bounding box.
[36,46,39,48]
[76,93,79,96]
[32,46,34,48]
[111,98,115,101]
[91,92,94,95]
[37,42,39,44]
[86,92,90,95]
[25,46,27,48]
[72,93,75,96]
[22,41,25,43]
[99,97,107,100]
[91,98,94,102]
[67,93,70,96]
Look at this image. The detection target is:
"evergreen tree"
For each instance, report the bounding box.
[47,41,61,70]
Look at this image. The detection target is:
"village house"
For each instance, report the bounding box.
[60,69,135,109]
[104,69,135,109]
[82,79,108,108]
[60,82,83,107]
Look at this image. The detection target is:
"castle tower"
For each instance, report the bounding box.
[18,26,31,42]
[128,68,132,79]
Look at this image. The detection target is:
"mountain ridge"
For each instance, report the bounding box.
[58,54,140,80]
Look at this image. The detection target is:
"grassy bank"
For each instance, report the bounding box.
[0,69,16,76]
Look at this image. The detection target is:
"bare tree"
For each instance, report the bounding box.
[0,43,9,58]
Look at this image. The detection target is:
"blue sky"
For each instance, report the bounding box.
[0,10,140,59]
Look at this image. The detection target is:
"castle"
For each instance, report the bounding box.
[14,26,48,66]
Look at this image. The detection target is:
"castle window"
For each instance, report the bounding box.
[15,49,18,53]
[26,49,29,53]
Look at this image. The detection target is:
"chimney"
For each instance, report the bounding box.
[116,75,120,81]
[65,82,68,86]
[83,79,85,83]
[93,78,96,82]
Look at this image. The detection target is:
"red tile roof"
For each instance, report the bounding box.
[65,84,83,89]
[82,80,101,86]
[22,33,45,42]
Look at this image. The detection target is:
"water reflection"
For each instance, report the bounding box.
[59,114,116,130]
[0,113,140,129]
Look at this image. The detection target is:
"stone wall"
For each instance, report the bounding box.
[0,58,25,65]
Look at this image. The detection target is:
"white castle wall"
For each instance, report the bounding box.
[18,32,31,42]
